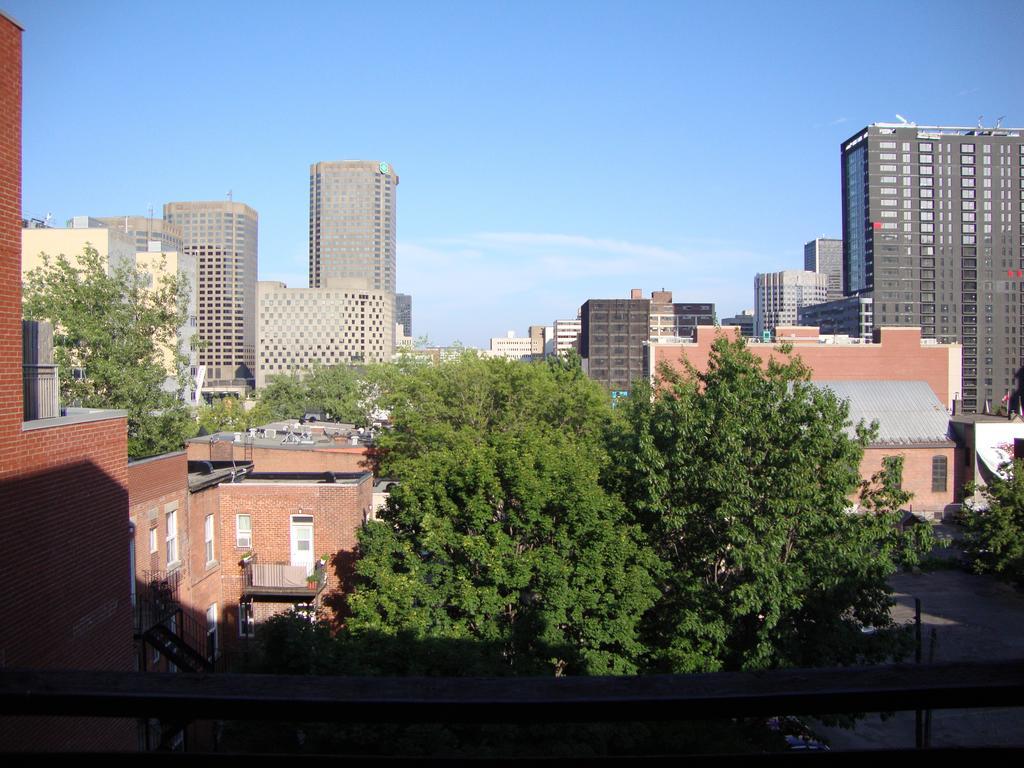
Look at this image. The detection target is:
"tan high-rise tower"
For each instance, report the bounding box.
[164,200,258,393]
[309,160,397,293]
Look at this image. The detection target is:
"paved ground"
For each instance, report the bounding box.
[812,532,1024,750]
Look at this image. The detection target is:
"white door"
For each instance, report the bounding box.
[290,515,315,572]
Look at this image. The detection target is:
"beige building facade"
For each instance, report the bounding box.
[23,220,136,276]
[22,223,198,401]
[309,160,397,294]
[164,201,258,394]
[256,278,394,388]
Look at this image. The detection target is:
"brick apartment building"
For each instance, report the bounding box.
[0,13,136,751]
[128,452,374,669]
[650,326,965,518]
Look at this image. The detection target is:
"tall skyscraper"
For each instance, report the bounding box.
[395,292,412,336]
[804,237,843,300]
[309,160,397,293]
[754,270,829,339]
[841,122,1024,413]
[164,200,258,393]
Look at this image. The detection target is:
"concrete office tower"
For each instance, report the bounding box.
[528,324,554,357]
[489,331,535,361]
[553,318,582,356]
[95,215,184,253]
[256,279,393,389]
[164,200,258,394]
[841,122,1024,413]
[395,292,412,337]
[579,289,715,393]
[309,160,398,293]
[798,295,874,342]
[804,237,843,300]
[754,270,829,339]
[721,309,755,338]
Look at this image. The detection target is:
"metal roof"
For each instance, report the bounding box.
[813,380,953,446]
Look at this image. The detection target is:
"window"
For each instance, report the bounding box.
[149,526,157,554]
[205,514,215,564]
[932,455,948,492]
[237,514,252,548]
[239,601,255,638]
[206,604,218,662]
[166,507,178,565]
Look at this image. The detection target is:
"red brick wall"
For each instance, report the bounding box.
[128,452,187,508]
[861,446,961,519]
[0,17,134,749]
[0,418,134,750]
[0,14,22,439]
[217,477,372,641]
[655,326,958,408]
[186,441,373,473]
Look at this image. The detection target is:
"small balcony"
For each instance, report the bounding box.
[241,557,327,598]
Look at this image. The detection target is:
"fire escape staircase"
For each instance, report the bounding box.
[142,622,213,674]
[135,572,214,673]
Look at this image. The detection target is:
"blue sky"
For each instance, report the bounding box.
[7,0,1022,346]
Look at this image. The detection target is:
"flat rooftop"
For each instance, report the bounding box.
[189,420,379,451]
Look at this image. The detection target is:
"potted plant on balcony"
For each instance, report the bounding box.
[239,550,254,566]
[306,573,319,590]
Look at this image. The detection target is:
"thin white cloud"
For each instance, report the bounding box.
[397,231,769,347]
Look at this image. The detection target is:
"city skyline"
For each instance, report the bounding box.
[7,0,1021,346]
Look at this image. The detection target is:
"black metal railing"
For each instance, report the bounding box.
[241,557,327,598]
[134,570,182,635]
[0,659,1021,750]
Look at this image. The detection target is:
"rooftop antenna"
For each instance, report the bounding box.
[978,115,984,128]
[43,212,52,227]
[996,116,1006,128]
[227,189,233,202]
[895,114,909,125]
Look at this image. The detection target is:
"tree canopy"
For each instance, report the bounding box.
[606,333,922,672]
[960,460,1024,586]
[22,246,195,458]
[348,353,660,675]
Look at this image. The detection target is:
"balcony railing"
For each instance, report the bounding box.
[0,659,1021,755]
[241,558,326,598]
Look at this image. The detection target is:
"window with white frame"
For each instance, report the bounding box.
[166,506,178,565]
[236,514,252,549]
[149,526,158,554]
[239,601,255,638]
[204,514,215,564]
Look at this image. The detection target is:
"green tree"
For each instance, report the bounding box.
[250,371,309,423]
[23,246,195,458]
[960,460,1024,586]
[607,333,923,673]
[196,396,257,434]
[348,355,660,675]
